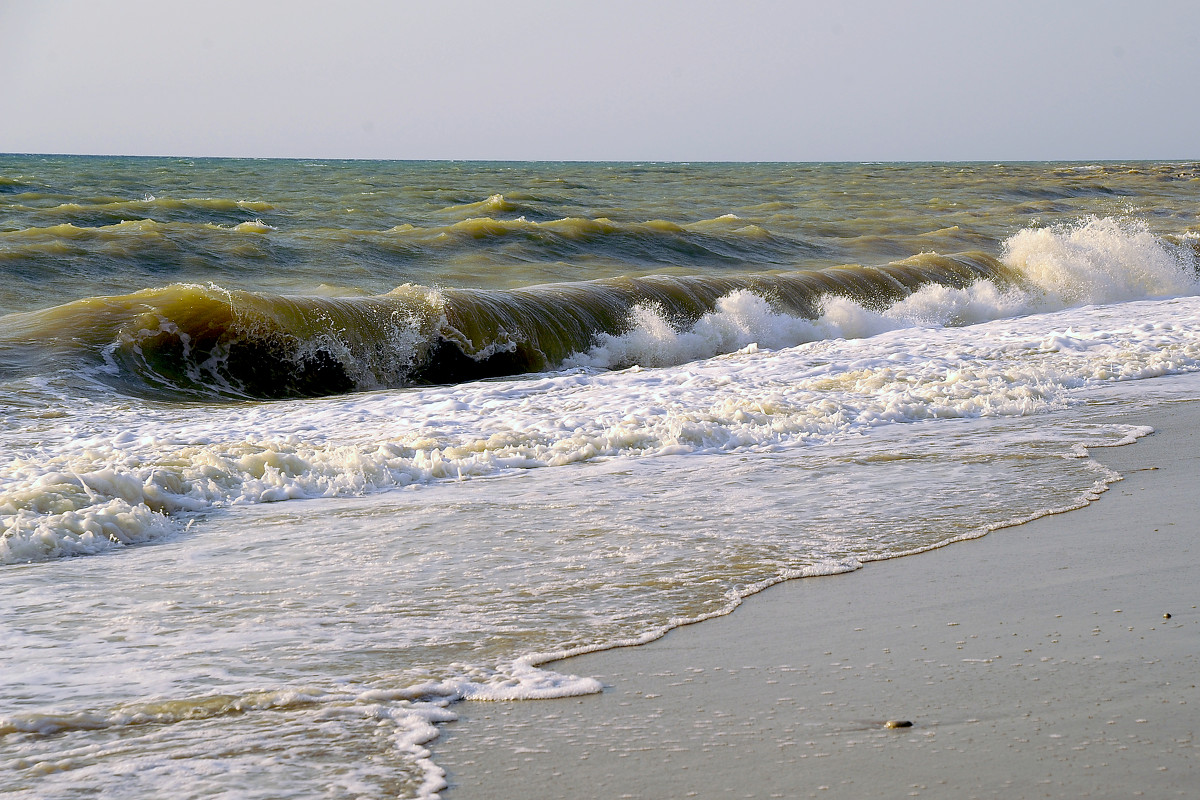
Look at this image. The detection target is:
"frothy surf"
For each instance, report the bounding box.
[3,219,1199,565]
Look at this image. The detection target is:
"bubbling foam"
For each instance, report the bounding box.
[562,217,1200,373]
[1004,216,1199,306]
[8,295,1200,564]
[5,216,1200,564]
[563,291,900,370]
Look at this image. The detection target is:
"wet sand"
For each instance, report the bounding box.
[437,401,1200,799]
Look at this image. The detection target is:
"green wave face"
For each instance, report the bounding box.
[0,252,1016,400]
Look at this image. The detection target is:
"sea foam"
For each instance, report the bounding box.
[565,216,1199,373]
[3,217,1200,565]
[1004,216,1198,305]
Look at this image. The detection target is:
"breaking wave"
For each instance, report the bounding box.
[2,252,1012,400]
[3,218,1199,565]
[3,217,1195,402]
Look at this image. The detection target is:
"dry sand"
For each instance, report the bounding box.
[437,401,1199,799]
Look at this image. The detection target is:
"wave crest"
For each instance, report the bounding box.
[0,253,1010,400]
[2,218,1195,403]
[1004,216,1199,305]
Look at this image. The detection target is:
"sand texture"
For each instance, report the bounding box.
[438,402,1200,799]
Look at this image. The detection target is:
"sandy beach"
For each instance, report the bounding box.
[438,399,1200,799]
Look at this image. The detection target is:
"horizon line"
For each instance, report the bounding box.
[3,151,1198,165]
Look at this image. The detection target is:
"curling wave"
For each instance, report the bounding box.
[2,217,1195,402]
[2,252,1013,400]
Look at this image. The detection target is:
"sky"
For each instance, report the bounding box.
[2,0,1198,161]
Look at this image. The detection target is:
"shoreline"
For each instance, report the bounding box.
[436,400,1199,798]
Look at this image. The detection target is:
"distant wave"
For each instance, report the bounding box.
[0,211,829,267]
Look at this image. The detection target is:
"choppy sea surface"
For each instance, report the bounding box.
[2,157,1200,798]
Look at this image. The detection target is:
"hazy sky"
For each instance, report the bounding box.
[3,0,1198,161]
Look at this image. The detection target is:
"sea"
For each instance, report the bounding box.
[2,157,1199,798]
